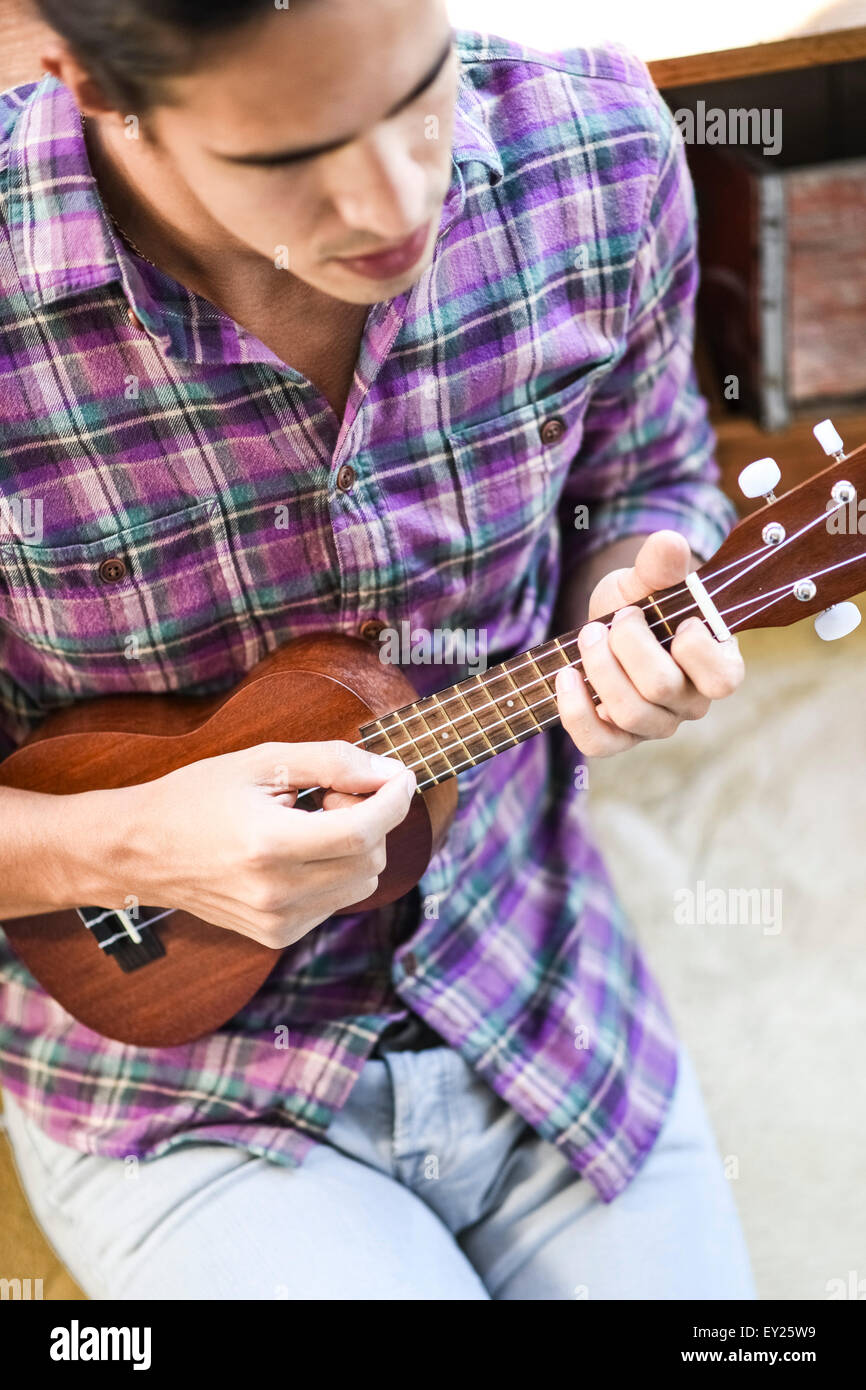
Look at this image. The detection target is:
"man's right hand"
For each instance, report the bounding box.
[97,742,416,948]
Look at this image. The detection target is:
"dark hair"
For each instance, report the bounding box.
[34,0,277,111]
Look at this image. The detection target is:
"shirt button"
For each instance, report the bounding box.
[336,464,356,493]
[98,557,127,584]
[402,951,419,976]
[359,618,387,643]
[127,307,145,330]
[540,416,566,445]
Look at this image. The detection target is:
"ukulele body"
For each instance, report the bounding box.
[0,633,457,1047]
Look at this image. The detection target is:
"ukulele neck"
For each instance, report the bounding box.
[359,580,702,788]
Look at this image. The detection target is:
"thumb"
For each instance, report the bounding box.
[320,789,368,811]
[246,740,407,797]
[588,530,692,619]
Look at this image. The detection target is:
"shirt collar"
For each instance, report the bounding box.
[8,66,502,340]
[7,77,158,320]
[440,55,504,232]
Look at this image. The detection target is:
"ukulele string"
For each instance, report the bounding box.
[406,546,866,789]
[116,520,864,930]
[353,541,772,759]
[369,495,850,750]
[292,603,707,803]
[318,554,763,770]
[705,493,849,604]
[300,532,778,794]
[703,545,866,631]
[293,498,855,802]
[369,521,823,750]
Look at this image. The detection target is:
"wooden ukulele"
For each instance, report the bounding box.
[2,420,864,1047]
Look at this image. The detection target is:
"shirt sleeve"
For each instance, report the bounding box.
[558,84,739,572]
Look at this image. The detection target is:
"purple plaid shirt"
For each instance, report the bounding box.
[0,30,736,1200]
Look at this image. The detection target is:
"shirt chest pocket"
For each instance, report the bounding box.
[444,362,610,611]
[0,498,249,708]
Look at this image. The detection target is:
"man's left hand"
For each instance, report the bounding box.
[554,530,745,758]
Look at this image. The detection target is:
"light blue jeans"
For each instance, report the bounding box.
[2,1043,755,1300]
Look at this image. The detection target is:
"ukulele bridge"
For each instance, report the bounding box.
[75,906,168,973]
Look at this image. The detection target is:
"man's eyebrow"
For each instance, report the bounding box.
[214,33,454,167]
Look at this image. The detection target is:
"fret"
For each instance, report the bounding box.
[523,644,560,724]
[361,711,428,778]
[551,636,572,669]
[496,657,542,739]
[475,665,527,743]
[362,723,399,761]
[408,695,463,782]
[430,689,489,767]
[366,715,405,764]
[362,711,435,782]
[436,661,540,764]
[641,589,702,644]
[551,633,600,708]
[452,676,511,758]
[472,671,518,748]
[394,708,440,783]
[641,591,675,641]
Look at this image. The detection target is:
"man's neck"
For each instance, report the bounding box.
[82,114,296,310]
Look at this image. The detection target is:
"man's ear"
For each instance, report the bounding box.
[39,40,117,119]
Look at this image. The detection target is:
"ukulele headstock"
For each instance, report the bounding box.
[698,421,866,639]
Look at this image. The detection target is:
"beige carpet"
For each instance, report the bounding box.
[588,610,866,1300]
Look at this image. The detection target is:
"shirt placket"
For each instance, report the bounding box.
[328,296,414,643]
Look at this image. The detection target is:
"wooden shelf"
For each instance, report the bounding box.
[712,403,866,515]
[651,24,866,89]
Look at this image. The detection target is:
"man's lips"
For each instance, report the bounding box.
[332,220,432,280]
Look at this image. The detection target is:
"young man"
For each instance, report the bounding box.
[0,0,753,1299]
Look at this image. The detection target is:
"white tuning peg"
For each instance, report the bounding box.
[738,457,781,501]
[813,418,845,459]
[814,602,861,641]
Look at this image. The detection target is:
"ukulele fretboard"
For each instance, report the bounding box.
[360,633,588,786]
[359,587,699,788]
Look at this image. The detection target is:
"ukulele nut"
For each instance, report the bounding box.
[762,522,785,546]
[831,480,856,505]
[793,579,817,602]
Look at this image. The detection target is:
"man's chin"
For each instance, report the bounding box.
[320,220,441,304]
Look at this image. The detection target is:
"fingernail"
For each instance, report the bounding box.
[611,606,637,625]
[578,622,605,649]
[404,770,417,795]
[557,665,579,693]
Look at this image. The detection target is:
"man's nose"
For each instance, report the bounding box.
[327,127,430,240]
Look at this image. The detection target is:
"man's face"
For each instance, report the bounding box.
[144,0,458,304]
